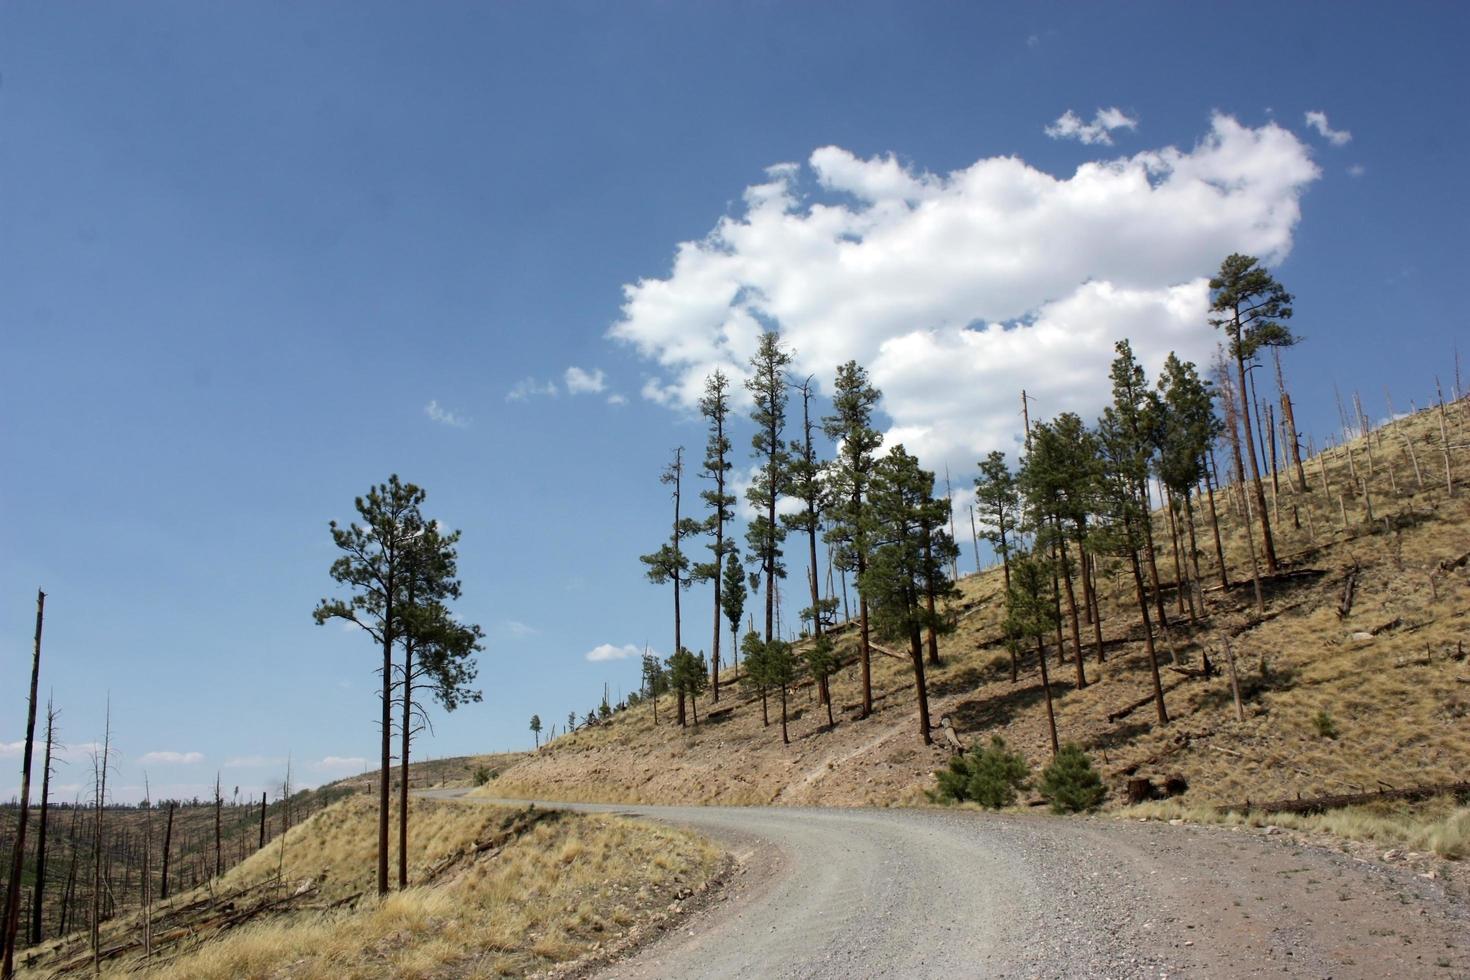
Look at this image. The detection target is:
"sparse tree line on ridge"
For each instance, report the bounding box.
[628,253,1323,758]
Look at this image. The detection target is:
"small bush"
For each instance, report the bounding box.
[1039,744,1106,814]
[473,765,491,786]
[1312,709,1339,739]
[933,736,1030,808]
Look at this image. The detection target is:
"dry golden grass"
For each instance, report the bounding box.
[18,796,722,979]
[1127,795,1470,859]
[491,400,1470,833]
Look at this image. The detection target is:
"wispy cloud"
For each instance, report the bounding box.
[585,642,650,662]
[564,366,607,395]
[503,620,539,638]
[506,377,559,402]
[313,755,367,772]
[1347,163,1367,178]
[139,750,204,765]
[223,755,285,769]
[1304,110,1351,146]
[607,393,628,406]
[1045,106,1138,145]
[0,741,23,758]
[424,399,470,428]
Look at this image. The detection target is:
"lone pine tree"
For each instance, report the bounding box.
[529,715,542,749]
[395,522,482,889]
[695,371,737,702]
[313,475,441,896]
[1210,253,1298,575]
[823,360,883,717]
[745,331,793,644]
[641,447,702,726]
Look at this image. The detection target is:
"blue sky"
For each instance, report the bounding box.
[3,2,1467,802]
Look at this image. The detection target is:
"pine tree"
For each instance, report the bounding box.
[641,448,702,726]
[783,377,839,706]
[823,360,883,717]
[861,445,951,745]
[1006,550,1063,756]
[739,630,772,726]
[694,370,737,702]
[529,715,542,749]
[745,332,794,644]
[1020,415,1096,688]
[763,639,799,744]
[313,475,433,896]
[1210,253,1297,575]
[804,635,839,728]
[1095,361,1170,726]
[720,551,746,674]
[975,451,1021,681]
[640,651,668,724]
[1157,354,1221,619]
[394,522,482,889]
[665,649,708,726]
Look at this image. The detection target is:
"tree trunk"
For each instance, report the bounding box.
[1057,532,1086,689]
[1204,453,1230,591]
[159,805,173,901]
[30,704,54,944]
[779,685,788,745]
[1234,344,1278,572]
[923,530,940,667]
[214,776,222,879]
[398,635,413,890]
[1036,636,1059,757]
[1165,492,1196,624]
[378,568,394,897]
[2,591,44,980]
[907,618,932,746]
[1082,545,1105,664]
[1127,539,1168,726]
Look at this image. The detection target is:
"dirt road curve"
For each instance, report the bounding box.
[427,792,1467,979]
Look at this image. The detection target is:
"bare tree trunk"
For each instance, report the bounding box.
[258,793,266,850]
[398,635,413,890]
[923,530,940,667]
[1126,538,1168,726]
[91,699,111,975]
[1234,346,1278,572]
[1082,546,1106,664]
[1218,632,1246,723]
[29,700,56,944]
[778,685,788,745]
[1,591,44,980]
[1204,452,1230,591]
[159,805,174,901]
[907,615,933,746]
[213,775,222,880]
[1057,530,1085,689]
[1033,633,1061,757]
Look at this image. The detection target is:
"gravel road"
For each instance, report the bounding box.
[425,791,1468,979]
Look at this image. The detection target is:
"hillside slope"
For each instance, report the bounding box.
[492,401,1470,818]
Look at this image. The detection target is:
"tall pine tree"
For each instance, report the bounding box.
[694,371,737,701]
[823,361,883,717]
[745,332,793,644]
[640,448,702,725]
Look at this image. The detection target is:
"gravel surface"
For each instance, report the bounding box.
[426,792,1468,978]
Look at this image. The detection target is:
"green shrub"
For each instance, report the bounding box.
[933,736,1030,808]
[1312,709,1338,739]
[1039,743,1106,813]
[473,765,491,786]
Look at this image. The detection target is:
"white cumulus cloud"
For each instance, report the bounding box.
[1304,110,1351,146]
[139,750,204,765]
[424,399,470,427]
[585,642,650,662]
[1046,106,1139,145]
[609,114,1319,478]
[506,377,558,402]
[0,741,23,758]
[564,366,607,395]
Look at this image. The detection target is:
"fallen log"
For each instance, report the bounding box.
[1217,780,1470,816]
[1337,562,1360,620]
